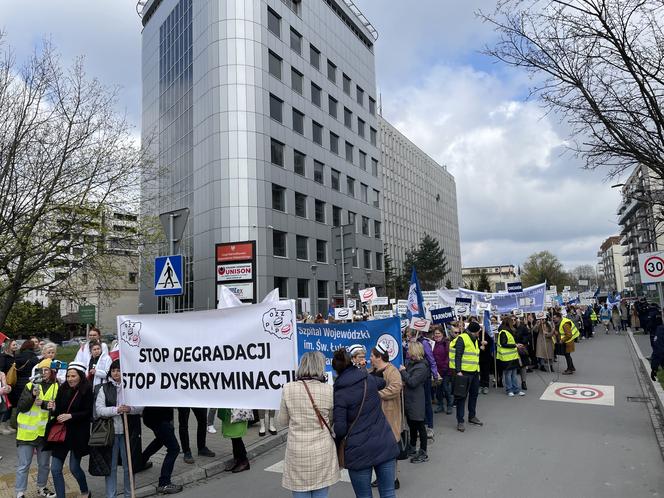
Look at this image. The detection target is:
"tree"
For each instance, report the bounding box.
[521,251,571,288]
[570,264,597,290]
[0,37,155,328]
[403,234,451,290]
[480,0,664,183]
[4,300,65,340]
[476,270,492,293]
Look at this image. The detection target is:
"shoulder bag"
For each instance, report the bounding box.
[6,360,28,387]
[47,391,79,443]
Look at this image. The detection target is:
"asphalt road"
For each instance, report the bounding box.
[177,328,664,498]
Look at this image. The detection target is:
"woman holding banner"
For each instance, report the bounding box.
[278,351,339,498]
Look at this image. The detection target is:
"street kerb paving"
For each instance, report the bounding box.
[0,422,286,498]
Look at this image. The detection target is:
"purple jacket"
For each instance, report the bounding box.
[417,337,438,379]
[432,340,450,377]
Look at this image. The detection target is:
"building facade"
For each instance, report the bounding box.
[596,236,626,293]
[461,265,517,292]
[616,165,664,296]
[379,117,462,289]
[138,0,384,315]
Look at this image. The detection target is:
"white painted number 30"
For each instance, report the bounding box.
[560,388,596,397]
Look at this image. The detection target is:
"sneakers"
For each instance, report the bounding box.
[207,425,217,434]
[198,447,215,458]
[456,423,465,432]
[518,391,526,396]
[481,387,489,395]
[507,392,515,397]
[183,451,194,464]
[157,483,183,494]
[406,445,417,457]
[468,417,483,426]
[410,449,429,463]
[17,493,25,498]
[37,488,56,498]
[562,370,574,375]
[426,427,435,439]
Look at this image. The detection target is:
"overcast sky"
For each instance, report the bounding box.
[1,0,623,270]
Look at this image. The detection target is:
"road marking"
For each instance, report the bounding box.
[265,459,352,483]
[540,383,615,406]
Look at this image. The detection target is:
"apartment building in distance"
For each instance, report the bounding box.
[596,236,626,293]
[461,264,517,292]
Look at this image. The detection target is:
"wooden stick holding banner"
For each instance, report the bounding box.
[122,412,136,498]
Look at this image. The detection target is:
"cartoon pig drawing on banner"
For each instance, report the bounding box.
[262,308,294,340]
[120,320,142,347]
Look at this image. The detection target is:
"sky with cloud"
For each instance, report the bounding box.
[1,0,623,270]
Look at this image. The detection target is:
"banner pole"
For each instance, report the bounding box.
[123,412,136,498]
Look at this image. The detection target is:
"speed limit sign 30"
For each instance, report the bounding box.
[540,383,615,406]
[638,251,664,283]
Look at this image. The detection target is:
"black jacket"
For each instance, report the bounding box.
[142,407,174,428]
[44,382,93,460]
[400,359,429,422]
[9,350,39,405]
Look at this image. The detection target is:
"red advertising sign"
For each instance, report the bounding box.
[216,242,254,262]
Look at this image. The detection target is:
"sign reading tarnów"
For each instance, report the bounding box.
[118,300,298,409]
[216,263,253,281]
[430,307,455,324]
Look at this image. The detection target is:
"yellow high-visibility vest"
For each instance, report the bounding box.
[16,382,58,443]
[448,336,458,369]
[458,333,480,373]
[559,317,580,343]
[496,329,519,363]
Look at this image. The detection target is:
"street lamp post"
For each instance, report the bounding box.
[311,264,318,317]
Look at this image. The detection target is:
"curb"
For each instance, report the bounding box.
[134,431,288,497]
[626,331,664,460]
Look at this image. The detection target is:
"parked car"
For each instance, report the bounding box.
[61,336,86,347]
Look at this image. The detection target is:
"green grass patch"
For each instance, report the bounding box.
[57,345,79,363]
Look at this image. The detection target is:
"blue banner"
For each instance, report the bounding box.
[456,282,546,314]
[430,307,455,324]
[297,317,403,369]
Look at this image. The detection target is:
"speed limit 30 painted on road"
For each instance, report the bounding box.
[540,383,615,406]
[638,251,664,284]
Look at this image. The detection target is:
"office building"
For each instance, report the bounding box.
[461,265,517,292]
[596,236,626,293]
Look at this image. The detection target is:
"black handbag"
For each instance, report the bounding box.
[397,429,410,460]
[453,374,471,398]
[89,417,115,447]
[554,342,567,356]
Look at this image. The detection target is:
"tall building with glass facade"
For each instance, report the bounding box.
[379,116,462,288]
[138,0,384,314]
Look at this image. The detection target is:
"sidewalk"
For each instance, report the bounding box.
[0,416,286,498]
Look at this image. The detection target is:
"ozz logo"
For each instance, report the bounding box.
[120,320,142,347]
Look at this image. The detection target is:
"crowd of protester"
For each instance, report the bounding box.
[0,296,663,498]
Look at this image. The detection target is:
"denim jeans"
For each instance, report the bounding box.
[503,368,519,394]
[436,376,454,411]
[106,434,130,498]
[16,443,51,493]
[142,420,180,487]
[292,488,329,498]
[347,459,396,498]
[52,452,88,498]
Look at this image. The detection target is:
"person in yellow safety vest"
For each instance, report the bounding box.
[15,358,59,498]
[553,311,579,375]
[496,317,526,397]
[453,322,486,433]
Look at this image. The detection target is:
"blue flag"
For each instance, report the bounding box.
[483,310,494,339]
[593,286,600,297]
[406,267,425,319]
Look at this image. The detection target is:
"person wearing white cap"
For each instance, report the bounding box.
[46,361,93,498]
[348,344,367,369]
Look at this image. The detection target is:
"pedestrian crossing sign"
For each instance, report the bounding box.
[154,255,184,296]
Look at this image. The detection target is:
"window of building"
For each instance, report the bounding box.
[348,211,356,231]
[331,169,340,191]
[364,249,371,269]
[312,121,323,145]
[328,96,338,119]
[360,183,368,203]
[359,150,367,170]
[296,235,308,260]
[356,86,364,106]
[294,150,306,176]
[343,73,351,95]
[352,249,359,267]
[314,160,325,184]
[316,239,327,263]
[309,44,320,70]
[362,215,369,235]
[128,272,138,284]
[370,127,377,146]
[268,50,282,80]
[345,141,354,163]
[292,108,304,135]
[315,199,326,223]
[333,206,342,227]
[295,192,307,218]
[267,7,281,37]
[311,83,322,107]
[291,68,303,94]
[271,139,284,166]
[272,184,286,211]
[374,220,381,239]
[344,107,352,129]
[369,97,376,116]
[297,278,309,297]
[327,60,336,83]
[269,94,283,122]
[290,27,302,54]
[371,157,378,176]
[317,280,328,313]
[357,118,365,138]
[273,230,286,257]
[330,132,339,154]
[375,252,383,271]
[372,189,380,208]
[274,276,288,296]
[347,176,355,197]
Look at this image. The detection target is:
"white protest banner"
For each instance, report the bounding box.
[476,302,491,315]
[421,290,439,302]
[409,317,431,332]
[397,300,408,316]
[118,300,298,410]
[334,308,353,321]
[373,310,394,319]
[549,285,557,294]
[347,299,357,310]
[512,308,524,318]
[580,298,596,306]
[359,287,377,303]
[371,296,389,306]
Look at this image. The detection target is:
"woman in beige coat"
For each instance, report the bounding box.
[278,352,339,498]
[535,319,556,371]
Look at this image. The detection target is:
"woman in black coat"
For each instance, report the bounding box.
[9,340,40,407]
[399,341,430,463]
[332,348,399,498]
[45,362,93,498]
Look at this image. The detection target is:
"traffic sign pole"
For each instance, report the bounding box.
[168,213,175,314]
